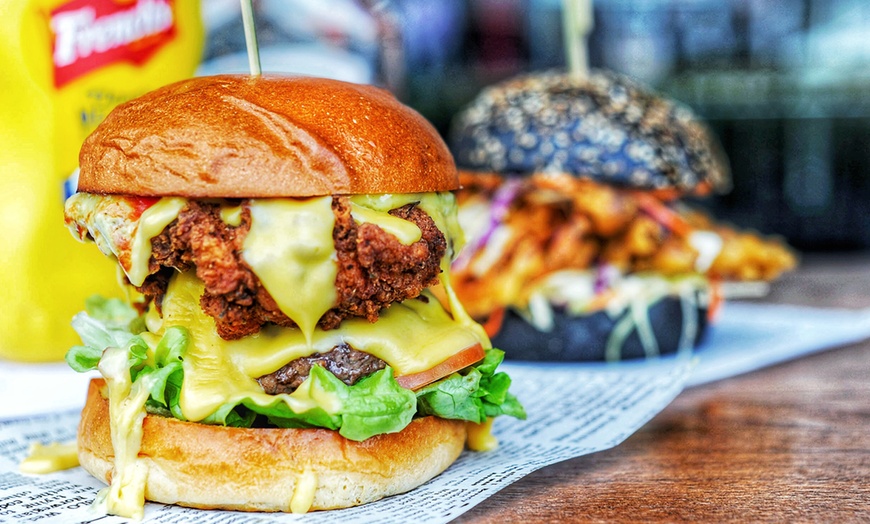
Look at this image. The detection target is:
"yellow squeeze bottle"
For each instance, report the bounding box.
[0,0,203,361]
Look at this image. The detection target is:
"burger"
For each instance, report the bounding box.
[63,74,525,517]
[448,70,797,362]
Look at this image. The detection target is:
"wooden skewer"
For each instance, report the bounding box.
[562,0,594,80]
[240,0,261,76]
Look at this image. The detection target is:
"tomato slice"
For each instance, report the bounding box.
[395,343,486,391]
[128,196,161,219]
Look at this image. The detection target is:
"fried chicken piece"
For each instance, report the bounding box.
[143,198,446,340]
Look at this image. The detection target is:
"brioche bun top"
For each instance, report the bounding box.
[450,70,730,195]
[78,75,458,198]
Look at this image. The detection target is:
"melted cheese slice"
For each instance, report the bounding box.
[69,189,483,344]
[127,198,187,286]
[241,192,475,350]
[244,197,338,345]
[220,204,243,226]
[146,270,486,422]
[349,202,421,245]
[67,191,468,334]
[349,192,466,255]
[465,418,498,451]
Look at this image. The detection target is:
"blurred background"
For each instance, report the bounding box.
[3,0,869,360]
[199,0,870,252]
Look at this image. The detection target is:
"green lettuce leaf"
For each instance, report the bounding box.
[66,296,525,440]
[202,366,416,441]
[66,296,143,372]
[65,296,190,419]
[65,344,102,373]
[331,366,416,441]
[137,326,189,419]
[416,348,526,423]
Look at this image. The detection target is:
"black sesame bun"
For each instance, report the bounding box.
[491,294,709,362]
[451,69,730,195]
[447,70,737,362]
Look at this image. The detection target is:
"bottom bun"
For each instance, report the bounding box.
[492,294,709,362]
[78,378,466,512]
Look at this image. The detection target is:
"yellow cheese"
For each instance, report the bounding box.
[240,192,472,352]
[243,197,338,345]
[349,192,466,255]
[127,197,187,286]
[346,191,484,338]
[290,469,318,514]
[349,201,421,245]
[219,204,243,226]
[153,270,486,421]
[66,191,466,292]
[465,418,498,451]
[95,346,155,520]
[18,442,79,474]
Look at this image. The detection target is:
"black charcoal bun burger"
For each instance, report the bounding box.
[63,74,524,518]
[448,70,796,362]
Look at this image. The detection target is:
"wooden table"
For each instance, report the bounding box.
[456,253,870,522]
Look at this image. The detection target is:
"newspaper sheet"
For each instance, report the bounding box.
[4,301,870,522]
[562,302,870,387]
[0,360,693,523]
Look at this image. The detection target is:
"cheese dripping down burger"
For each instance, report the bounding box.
[448,70,797,362]
[63,74,525,517]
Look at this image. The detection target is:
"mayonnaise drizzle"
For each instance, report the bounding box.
[18,442,79,474]
[95,346,157,520]
[290,469,319,513]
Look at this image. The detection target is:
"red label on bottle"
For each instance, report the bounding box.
[49,0,177,88]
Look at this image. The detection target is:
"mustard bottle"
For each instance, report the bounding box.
[0,0,203,361]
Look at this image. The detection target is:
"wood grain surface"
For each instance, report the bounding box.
[455,253,870,522]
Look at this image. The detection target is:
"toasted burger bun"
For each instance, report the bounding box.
[78,379,466,512]
[450,69,730,195]
[78,75,458,198]
[448,70,730,361]
[492,294,709,362]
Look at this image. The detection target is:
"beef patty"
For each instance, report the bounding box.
[257,343,387,394]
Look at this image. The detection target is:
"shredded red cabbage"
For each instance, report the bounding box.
[594,263,619,295]
[454,178,524,270]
